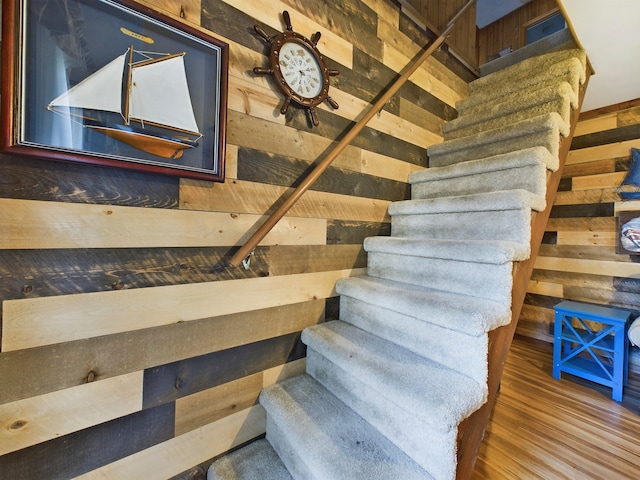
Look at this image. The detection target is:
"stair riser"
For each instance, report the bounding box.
[445,97,571,141]
[391,209,531,244]
[411,163,546,200]
[306,349,457,480]
[339,295,489,384]
[367,252,514,304]
[266,418,318,480]
[429,129,559,168]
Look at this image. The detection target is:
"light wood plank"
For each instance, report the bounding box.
[0,198,326,249]
[75,405,266,480]
[556,231,616,246]
[180,178,391,222]
[546,217,614,232]
[615,200,640,214]
[571,171,625,190]
[0,371,142,455]
[574,113,617,137]
[360,148,425,182]
[2,269,366,351]
[534,256,640,277]
[554,188,620,205]
[362,0,400,25]
[261,358,306,387]
[527,279,563,297]
[220,0,353,69]
[566,139,640,165]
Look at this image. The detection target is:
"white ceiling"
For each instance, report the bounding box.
[559,0,640,112]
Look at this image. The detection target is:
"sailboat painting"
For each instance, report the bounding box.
[3,0,229,182]
[47,46,202,160]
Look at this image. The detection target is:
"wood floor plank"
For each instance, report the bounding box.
[472,338,640,480]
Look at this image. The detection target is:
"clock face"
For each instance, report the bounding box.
[277,41,323,99]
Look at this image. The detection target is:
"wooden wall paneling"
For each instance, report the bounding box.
[75,405,266,480]
[554,188,620,206]
[0,247,271,302]
[174,358,305,436]
[2,269,361,351]
[179,179,391,222]
[360,148,425,182]
[0,403,175,479]
[142,332,305,408]
[566,139,640,165]
[0,300,324,405]
[0,155,179,207]
[236,147,410,201]
[0,198,326,250]
[327,219,391,244]
[570,123,640,150]
[268,245,367,275]
[226,110,362,173]
[0,371,143,455]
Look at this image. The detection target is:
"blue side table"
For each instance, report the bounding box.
[553,301,631,401]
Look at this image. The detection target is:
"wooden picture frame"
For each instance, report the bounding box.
[1,0,228,182]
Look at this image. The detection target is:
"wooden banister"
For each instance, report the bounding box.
[228,0,477,268]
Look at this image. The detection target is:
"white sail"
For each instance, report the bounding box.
[129,55,200,135]
[48,54,126,114]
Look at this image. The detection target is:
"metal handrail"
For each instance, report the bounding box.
[228,0,476,268]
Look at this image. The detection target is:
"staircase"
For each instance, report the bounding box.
[208,39,589,480]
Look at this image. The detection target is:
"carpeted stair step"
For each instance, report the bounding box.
[338,294,489,385]
[389,189,541,245]
[409,147,553,200]
[303,320,485,480]
[459,54,585,114]
[443,81,576,140]
[207,439,293,480]
[427,112,563,168]
[364,237,527,303]
[335,275,511,336]
[470,48,586,96]
[260,374,433,480]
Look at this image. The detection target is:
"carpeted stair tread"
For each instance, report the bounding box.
[470,48,586,93]
[338,296,490,385]
[408,147,551,199]
[335,275,510,335]
[389,189,543,216]
[427,112,563,168]
[364,237,529,264]
[478,28,577,76]
[460,57,584,112]
[303,320,486,429]
[207,439,293,480]
[260,374,433,480]
[443,82,575,140]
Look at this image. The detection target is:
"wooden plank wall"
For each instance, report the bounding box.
[518,100,640,362]
[398,0,478,69]
[476,0,558,66]
[0,0,472,478]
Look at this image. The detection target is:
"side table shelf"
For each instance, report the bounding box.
[553,300,631,401]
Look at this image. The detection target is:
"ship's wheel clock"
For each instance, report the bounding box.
[253,11,339,127]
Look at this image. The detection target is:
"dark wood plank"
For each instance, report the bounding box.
[269,245,367,275]
[142,333,306,408]
[237,147,411,201]
[570,123,640,150]
[549,202,614,218]
[0,247,270,304]
[327,219,391,244]
[285,107,428,165]
[0,300,324,404]
[0,154,178,207]
[0,403,175,479]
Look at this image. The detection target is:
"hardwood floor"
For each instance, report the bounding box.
[472,336,640,480]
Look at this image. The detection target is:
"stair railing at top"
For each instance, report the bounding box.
[227,0,477,269]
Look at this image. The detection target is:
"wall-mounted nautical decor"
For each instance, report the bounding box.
[1,0,229,182]
[252,11,339,127]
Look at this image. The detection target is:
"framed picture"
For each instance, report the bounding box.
[1,0,228,181]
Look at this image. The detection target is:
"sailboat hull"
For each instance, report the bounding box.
[86,122,198,160]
